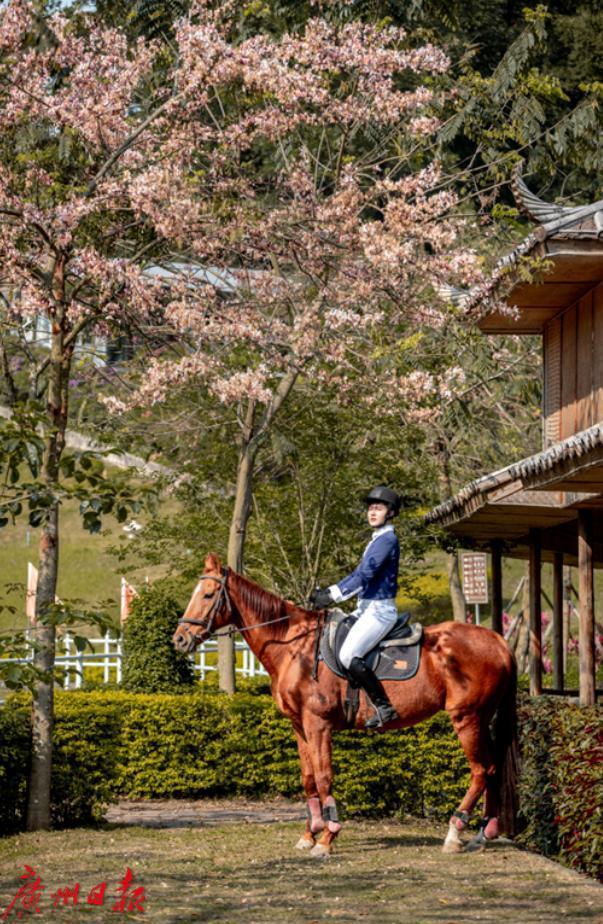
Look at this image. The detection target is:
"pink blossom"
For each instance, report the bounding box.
[0,0,490,433]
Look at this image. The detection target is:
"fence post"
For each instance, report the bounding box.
[116,636,123,684]
[63,633,71,690]
[76,642,84,689]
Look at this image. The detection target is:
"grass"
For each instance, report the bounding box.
[0,502,166,634]
[1,814,601,923]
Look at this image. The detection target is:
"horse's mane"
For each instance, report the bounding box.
[231,571,306,638]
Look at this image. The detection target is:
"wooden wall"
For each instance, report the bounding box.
[543,281,603,446]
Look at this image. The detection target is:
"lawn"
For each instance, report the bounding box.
[0,810,601,923]
[0,502,165,634]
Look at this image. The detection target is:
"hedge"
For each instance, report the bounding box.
[1,689,600,881]
[517,697,602,881]
[0,688,468,832]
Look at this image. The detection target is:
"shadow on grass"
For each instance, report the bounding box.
[360,833,444,849]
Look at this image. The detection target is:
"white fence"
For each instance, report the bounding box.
[3,633,267,690]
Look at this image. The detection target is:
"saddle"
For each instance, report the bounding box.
[320,608,423,683]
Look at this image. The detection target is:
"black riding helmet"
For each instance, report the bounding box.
[364,485,401,517]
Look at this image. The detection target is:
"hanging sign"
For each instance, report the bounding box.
[461,552,489,605]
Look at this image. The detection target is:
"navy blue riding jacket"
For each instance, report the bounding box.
[329,525,399,602]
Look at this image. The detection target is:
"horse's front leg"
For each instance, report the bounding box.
[303,720,342,859]
[294,730,321,851]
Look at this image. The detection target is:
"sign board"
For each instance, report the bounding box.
[461,552,489,604]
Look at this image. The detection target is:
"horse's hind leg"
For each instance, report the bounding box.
[294,731,321,851]
[444,712,496,854]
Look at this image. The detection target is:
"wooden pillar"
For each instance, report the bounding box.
[491,541,503,636]
[577,511,596,706]
[529,528,542,696]
[552,552,564,691]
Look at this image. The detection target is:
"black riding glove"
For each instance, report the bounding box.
[310,587,334,609]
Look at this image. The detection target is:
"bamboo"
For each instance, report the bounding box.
[577,512,596,706]
[529,529,542,696]
[552,552,564,691]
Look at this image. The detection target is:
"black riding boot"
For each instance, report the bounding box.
[347,657,399,729]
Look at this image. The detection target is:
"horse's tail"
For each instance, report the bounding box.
[493,654,520,836]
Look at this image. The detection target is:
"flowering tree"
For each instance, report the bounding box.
[88,3,496,673]
[0,0,496,825]
[0,0,175,830]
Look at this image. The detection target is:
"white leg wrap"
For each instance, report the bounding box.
[442,820,464,853]
[306,797,324,834]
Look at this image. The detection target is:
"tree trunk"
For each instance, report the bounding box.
[435,440,466,621]
[222,372,300,693]
[221,444,256,693]
[222,402,257,694]
[26,503,59,831]
[26,260,70,831]
[446,551,466,622]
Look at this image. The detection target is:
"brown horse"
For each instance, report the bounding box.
[173,553,518,857]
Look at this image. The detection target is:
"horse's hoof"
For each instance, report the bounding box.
[464,832,493,853]
[295,836,315,850]
[310,843,331,859]
[442,839,464,854]
[463,839,486,853]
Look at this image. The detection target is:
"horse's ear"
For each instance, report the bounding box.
[204,552,222,573]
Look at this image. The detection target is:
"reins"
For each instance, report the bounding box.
[220,612,299,636]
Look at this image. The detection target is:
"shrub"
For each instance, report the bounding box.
[121,584,194,692]
[51,693,123,828]
[0,697,30,834]
[517,696,602,881]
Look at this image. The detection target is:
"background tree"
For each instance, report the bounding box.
[121,583,194,692]
[0,0,193,829]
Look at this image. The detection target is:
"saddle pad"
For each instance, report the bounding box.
[320,610,423,682]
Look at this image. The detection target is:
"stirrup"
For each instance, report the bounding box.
[365,704,399,729]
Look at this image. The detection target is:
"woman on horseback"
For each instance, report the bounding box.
[310,485,401,729]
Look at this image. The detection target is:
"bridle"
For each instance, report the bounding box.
[177,567,316,640]
[177,567,232,637]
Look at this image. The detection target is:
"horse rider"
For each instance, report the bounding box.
[310,485,401,729]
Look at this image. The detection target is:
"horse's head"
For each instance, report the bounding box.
[173,553,233,654]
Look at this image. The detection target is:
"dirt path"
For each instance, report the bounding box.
[1,800,601,923]
[104,797,304,828]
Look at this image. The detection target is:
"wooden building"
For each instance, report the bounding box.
[427,171,603,705]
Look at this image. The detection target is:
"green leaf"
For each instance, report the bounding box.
[73,635,90,653]
[28,510,45,527]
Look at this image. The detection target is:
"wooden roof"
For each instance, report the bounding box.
[478,241,603,333]
[431,170,603,563]
[440,169,603,333]
[425,423,603,564]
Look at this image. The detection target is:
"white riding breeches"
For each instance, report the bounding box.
[338,598,398,670]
